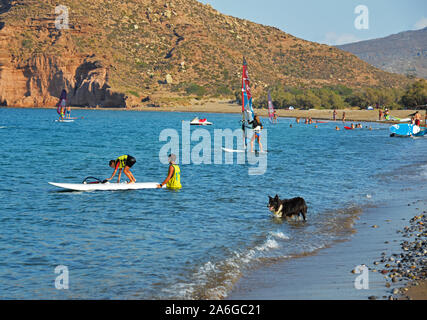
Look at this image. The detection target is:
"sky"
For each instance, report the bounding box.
[198,0,427,45]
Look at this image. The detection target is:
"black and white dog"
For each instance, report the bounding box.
[268,195,307,221]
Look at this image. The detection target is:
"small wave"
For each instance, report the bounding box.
[269,230,290,240]
[161,234,285,300]
[0,126,6,129]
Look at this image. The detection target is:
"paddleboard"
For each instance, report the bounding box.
[389,124,421,136]
[222,147,245,153]
[222,148,267,154]
[55,119,74,123]
[414,128,427,137]
[344,126,353,130]
[49,181,164,191]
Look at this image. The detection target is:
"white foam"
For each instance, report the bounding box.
[161,233,285,299]
[270,231,290,240]
[255,238,279,251]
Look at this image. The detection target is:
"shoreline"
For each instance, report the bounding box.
[227,181,427,300]
[2,101,426,125]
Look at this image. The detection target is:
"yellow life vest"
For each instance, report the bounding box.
[167,164,181,189]
[116,155,128,169]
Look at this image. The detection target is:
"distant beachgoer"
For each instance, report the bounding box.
[342,112,346,122]
[290,124,293,128]
[384,108,390,120]
[335,126,340,131]
[414,111,421,126]
[333,109,337,121]
[273,110,278,123]
[158,154,181,189]
[315,125,318,128]
[107,155,137,184]
[379,109,383,121]
[296,117,300,124]
[308,117,313,124]
[351,123,355,129]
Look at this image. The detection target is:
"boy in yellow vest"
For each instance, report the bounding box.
[158,154,181,189]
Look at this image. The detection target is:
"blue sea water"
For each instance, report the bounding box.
[0,108,426,299]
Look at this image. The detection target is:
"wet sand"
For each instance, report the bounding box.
[405,281,427,300]
[227,188,427,300]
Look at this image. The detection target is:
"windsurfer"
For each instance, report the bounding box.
[249,115,264,153]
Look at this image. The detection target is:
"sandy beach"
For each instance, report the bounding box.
[123,100,425,124]
[10,99,426,125]
[228,189,427,300]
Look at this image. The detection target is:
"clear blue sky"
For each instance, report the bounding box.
[198,0,427,45]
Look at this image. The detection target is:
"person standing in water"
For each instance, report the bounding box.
[249,115,264,153]
[106,155,137,184]
[414,111,421,126]
[158,154,181,189]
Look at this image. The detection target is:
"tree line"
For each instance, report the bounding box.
[235,79,427,110]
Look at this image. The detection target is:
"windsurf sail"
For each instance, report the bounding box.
[241,57,254,148]
[267,91,275,123]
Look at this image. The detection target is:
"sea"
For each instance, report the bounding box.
[0,108,426,299]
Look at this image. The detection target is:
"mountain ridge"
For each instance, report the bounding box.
[0,0,412,108]
[338,27,427,79]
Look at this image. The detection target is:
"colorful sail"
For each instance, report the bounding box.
[242,57,254,121]
[268,91,275,121]
[241,58,254,148]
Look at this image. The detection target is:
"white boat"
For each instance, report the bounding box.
[190,117,213,126]
[49,181,164,191]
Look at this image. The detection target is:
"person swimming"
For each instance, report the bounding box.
[158,154,181,189]
[106,155,137,184]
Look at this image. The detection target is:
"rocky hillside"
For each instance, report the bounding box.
[0,0,411,108]
[338,28,427,80]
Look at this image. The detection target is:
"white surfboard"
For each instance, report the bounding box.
[49,181,164,191]
[55,119,74,123]
[222,147,246,153]
[222,147,267,154]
